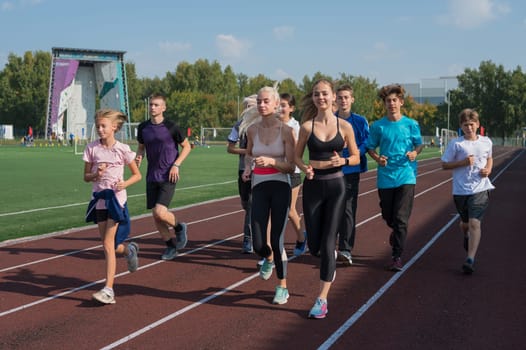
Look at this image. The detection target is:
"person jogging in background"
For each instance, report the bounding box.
[441,108,495,274]
[227,94,257,253]
[334,84,369,265]
[84,109,142,305]
[135,94,192,260]
[366,84,424,272]
[279,92,307,257]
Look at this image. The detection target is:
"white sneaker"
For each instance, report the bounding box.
[92,288,115,304]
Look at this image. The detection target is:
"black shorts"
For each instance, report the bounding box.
[290,173,301,188]
[96,209,109,222]
[146,181,176,209]
[454,191,490,222]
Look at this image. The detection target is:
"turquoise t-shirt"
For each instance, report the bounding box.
[366,116,422,189]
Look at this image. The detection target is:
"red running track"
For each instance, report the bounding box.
[0,147,524,350]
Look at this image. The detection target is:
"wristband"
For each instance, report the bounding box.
[345,158,349,166]
[172,163,180,168]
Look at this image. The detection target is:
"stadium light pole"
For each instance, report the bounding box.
[446,90,451,146]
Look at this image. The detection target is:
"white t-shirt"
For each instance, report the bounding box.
[285,118,301,174]
[441,135,495,195]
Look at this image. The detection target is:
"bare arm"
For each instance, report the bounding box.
[135,143,145,167]
[115,160,142,191]
[294,123,314,179]
[227,141,247,155]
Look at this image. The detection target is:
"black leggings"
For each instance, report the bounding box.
[251,180,291,280]
[303,175,346,282]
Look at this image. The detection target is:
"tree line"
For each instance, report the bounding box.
[0,51,524,140]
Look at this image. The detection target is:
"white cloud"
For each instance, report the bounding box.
[158,41,191,53]
[440,0,510,29]
[273,26,295,41]
[215,34,251,59]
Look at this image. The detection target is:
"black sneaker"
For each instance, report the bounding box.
[462,258,474,274]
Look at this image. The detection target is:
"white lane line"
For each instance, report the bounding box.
[0,180,236,218]
[0,209,244,273]
[0,231,245,318]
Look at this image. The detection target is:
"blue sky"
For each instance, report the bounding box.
[0,0,524,86]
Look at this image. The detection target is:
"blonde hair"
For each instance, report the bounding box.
[239,83,280,136]
[95,109,128,131]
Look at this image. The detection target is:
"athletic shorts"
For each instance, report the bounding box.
[146,181,176,209]
[95,209,128,248]
[454,190,490,222]
[290,173,301,188]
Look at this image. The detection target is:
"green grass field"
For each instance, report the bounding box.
[0,143,442,243]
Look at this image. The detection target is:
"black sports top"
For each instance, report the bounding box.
[307,116,345,161]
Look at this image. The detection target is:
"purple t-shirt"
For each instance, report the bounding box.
[138,120,185,182]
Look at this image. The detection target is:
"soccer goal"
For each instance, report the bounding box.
[439,128,458,154]
[199,127,232,146]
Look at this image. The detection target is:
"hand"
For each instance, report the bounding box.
[304,164,314,180]
[241,169,251,182]
[135,155,143,167]
[480,167,491,177]
[377,155,388,167]
[331,151,343,167]
[406,150,417,162]
[466,155,475,166]
[169,167,179,183]
[254,156,273,168]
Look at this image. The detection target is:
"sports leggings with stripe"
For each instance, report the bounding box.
[251,180,291,280]
[302,174,346,282]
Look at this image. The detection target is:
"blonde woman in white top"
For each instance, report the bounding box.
[242,86,296,305]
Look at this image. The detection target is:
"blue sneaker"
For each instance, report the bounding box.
[242,236,253,254]
[175,222,188,250]
[293,231,308,257]
[462,257,474,274]
[272,286,289,305]
[126,242,139,272]
[308,298,328,319]
[161,246,177,260]
[260,259,274,280]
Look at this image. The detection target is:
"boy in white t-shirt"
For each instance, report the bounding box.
[441,108,495,274]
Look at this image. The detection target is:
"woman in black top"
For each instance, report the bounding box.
[295,79,360,319]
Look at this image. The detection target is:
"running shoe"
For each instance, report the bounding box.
[337,250,353,265]
[293,231,308,257]
[161,246,177,260]
[462,257,474,274]
[175,222,188,250]
[260,259,274,280]
[126,242,139,272]
[387,257,403,272]
[272,286,290,305]
[242,237,253,254]
[92,288,115,305]
[308,298,328,319]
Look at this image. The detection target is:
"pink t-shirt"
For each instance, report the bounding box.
[83,140,136,209]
